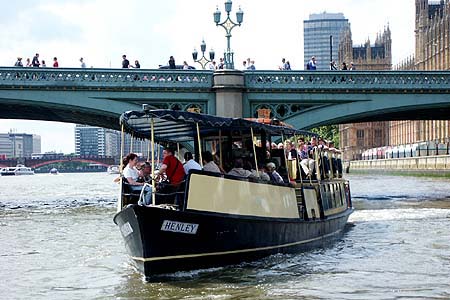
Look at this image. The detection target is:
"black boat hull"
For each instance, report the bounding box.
[114,205,353,279]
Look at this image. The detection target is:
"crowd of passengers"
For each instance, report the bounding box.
[120,136,345,186]
[120,136,343,206]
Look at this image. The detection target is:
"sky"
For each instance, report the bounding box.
[0,0,416,153]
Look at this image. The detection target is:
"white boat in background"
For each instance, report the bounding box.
[0,165,35,176]
[49,168,59,175]
[107,165,120,174]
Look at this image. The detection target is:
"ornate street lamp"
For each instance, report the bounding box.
[213,0,244,69]
[192,40,215,70]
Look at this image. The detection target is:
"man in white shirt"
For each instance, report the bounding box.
[183,152,202,174]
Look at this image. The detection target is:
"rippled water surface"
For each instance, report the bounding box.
[1,173,450,299]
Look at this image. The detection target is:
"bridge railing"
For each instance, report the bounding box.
[0,68,214,89]
[245,71,450,91]
[2,68,450,92]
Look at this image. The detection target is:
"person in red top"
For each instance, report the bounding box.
[53,57,59,68]
[159,147,185,185]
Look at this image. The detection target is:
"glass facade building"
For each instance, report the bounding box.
[303,12,349,70]
[75,125,149,159]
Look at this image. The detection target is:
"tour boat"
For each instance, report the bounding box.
[49,168,59,175]
[113,108,353,280]
[0,165,35,176]
[107,165,120,175]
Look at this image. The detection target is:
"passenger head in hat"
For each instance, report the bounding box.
[266,162,276,171]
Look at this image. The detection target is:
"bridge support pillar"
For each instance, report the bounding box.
[213,70,244,118]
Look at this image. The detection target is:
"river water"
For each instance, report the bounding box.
[1,173,449,299]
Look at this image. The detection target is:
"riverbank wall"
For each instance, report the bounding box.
[349,155,450,176]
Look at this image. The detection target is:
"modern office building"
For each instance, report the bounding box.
[32,134,41,154]
[303,12,350,70]
[104,129,120,158]
[75,125,150,159]
[0,132,41,158]
[0,133,13,158]
[75,125,108,156]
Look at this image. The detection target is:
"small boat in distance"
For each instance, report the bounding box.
[113,108,353,280]
[107,165,120,174]
[49,168,59,175]
[0,164,35,176]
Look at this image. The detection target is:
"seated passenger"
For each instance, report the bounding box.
[250,162,270,182]
[183,151,202,174]
[202,151,221,173]
[298,139,315,177]
[123,153,152,205]
[227,158,252,177]
[157,147,186,206]
[265,162,284,184]
[159,147,185,186]
[123,153,145,187]
[137,161,152,183]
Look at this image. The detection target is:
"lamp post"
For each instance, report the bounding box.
[192,40,215,70]
[213,0,244,69]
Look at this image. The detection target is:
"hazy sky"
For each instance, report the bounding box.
[0,0,415,153]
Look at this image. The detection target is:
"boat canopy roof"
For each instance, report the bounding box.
[120,109,316,142]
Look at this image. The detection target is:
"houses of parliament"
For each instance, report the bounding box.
[339,0,450,160]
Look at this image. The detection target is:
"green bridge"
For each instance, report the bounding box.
[1,67,450,129]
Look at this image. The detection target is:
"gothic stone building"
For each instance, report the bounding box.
[338,26,392,160]
[390,0,450,147]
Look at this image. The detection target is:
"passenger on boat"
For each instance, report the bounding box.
[159,147,185,185]
[183,152,202,174]
[298,138,315,177]
[123,153,152,205]
[123,153,145,187]
[327,141,343,178]
[251,162,270,182]
[318,138,331,178]
[227,158,252,177]
[137,161,152,183]
[265,162,284,184]
[202,151,221,173]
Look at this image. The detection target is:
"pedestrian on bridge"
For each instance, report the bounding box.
[32,53,40,67]
[122,55,130,68]
[168,56,176,69]
[14,57,23,67]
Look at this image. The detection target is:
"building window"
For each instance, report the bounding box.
[357,130,364,138]
[357,129,364,147]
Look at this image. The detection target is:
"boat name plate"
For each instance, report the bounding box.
[161,220,199,234]
[120,222,133,237]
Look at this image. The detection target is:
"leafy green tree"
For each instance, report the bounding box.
[311,125,340,148]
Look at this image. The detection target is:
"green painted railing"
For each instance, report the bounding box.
[244,70,450,91]
[0,68,214,89]
[2,68,450,92]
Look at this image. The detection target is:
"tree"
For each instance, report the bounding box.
[311,125,340,148]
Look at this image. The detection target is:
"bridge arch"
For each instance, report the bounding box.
[283,93,450,129]
[2,68,450,130]
[30,159,111,169]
